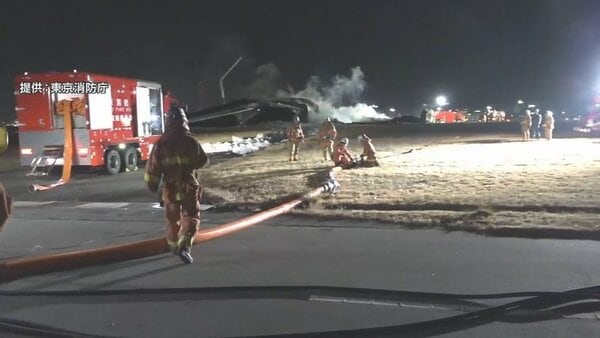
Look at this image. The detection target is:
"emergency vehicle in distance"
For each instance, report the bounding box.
[434,109,467,123]
[574,110,600,134]
[15,71,168,175]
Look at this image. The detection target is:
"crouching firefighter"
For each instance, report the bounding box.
[145,106,208,264]
[358,134,379,167]
[332,137,355,169]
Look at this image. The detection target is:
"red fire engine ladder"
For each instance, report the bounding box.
[27,146,64,177]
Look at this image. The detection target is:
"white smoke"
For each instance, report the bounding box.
[241,64,390,123]
[290,67,390,123]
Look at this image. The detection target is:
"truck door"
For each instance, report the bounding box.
[135,86,164,137]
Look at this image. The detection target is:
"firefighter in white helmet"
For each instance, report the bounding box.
[287,115,305,161]
[358,134,379,167]
[544,111,555,140]
[521,110,532,140]
[332,137,354,169]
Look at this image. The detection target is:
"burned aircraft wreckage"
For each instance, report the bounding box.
[187,97,318,127]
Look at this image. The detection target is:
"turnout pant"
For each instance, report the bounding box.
[162,184,201,251]
[321,140,334,160]
[530,125,541,139]
[289,141,301,160]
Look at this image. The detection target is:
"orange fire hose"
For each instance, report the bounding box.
[0,168,341,283]
[29,99,84,192]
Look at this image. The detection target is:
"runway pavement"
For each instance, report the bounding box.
[1,145,599,337]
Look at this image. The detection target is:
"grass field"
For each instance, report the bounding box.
[197,125,600,233]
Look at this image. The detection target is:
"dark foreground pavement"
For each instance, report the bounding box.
[1,201,600,337]
[1,129,599,337]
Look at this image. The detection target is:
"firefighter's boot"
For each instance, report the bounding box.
[167,239,179,255]
[177,234,194,264]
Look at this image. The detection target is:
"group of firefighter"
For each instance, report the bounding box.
[520,108,555,141]
[142,106,380,264]
[286,115,379,168]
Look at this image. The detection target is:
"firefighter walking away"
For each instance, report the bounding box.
[287,115,305,161]
[318,117,337,160]
[145,105,208,264]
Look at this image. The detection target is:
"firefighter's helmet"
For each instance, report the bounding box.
[166,106,190,132]
[340,137,349,145]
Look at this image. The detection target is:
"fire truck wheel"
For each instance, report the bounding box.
[105,149,122,175]
[122,147,138,172]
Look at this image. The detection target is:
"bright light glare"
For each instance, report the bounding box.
[517,100,524,104]
[412,139,598,172]
[389,108,396,113]
[435,96,447,106]
[118,143,126,149]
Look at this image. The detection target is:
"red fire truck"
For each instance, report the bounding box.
[434,110,466,123]
[15,71,165,175]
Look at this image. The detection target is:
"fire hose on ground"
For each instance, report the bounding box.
[0,167,342,284]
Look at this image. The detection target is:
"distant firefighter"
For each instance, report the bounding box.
[287,115,305,161]
[318,117,337,160]
[145,106,209,264]
[426,109,436,123]
[530,109,542,139]
[544,111,555,140]
[0,182,12,231]
[358,134,379,167]
[332,137,354,169]
[521,110,532,140]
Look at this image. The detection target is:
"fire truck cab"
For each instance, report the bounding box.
[15,71,165,175]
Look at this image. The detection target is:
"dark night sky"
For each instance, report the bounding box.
[1,0,599,121]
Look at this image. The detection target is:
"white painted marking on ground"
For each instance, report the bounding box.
[13,201,56,207]
[76,202,130,209]
[151,203,215,211]
[14,201,215,210]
